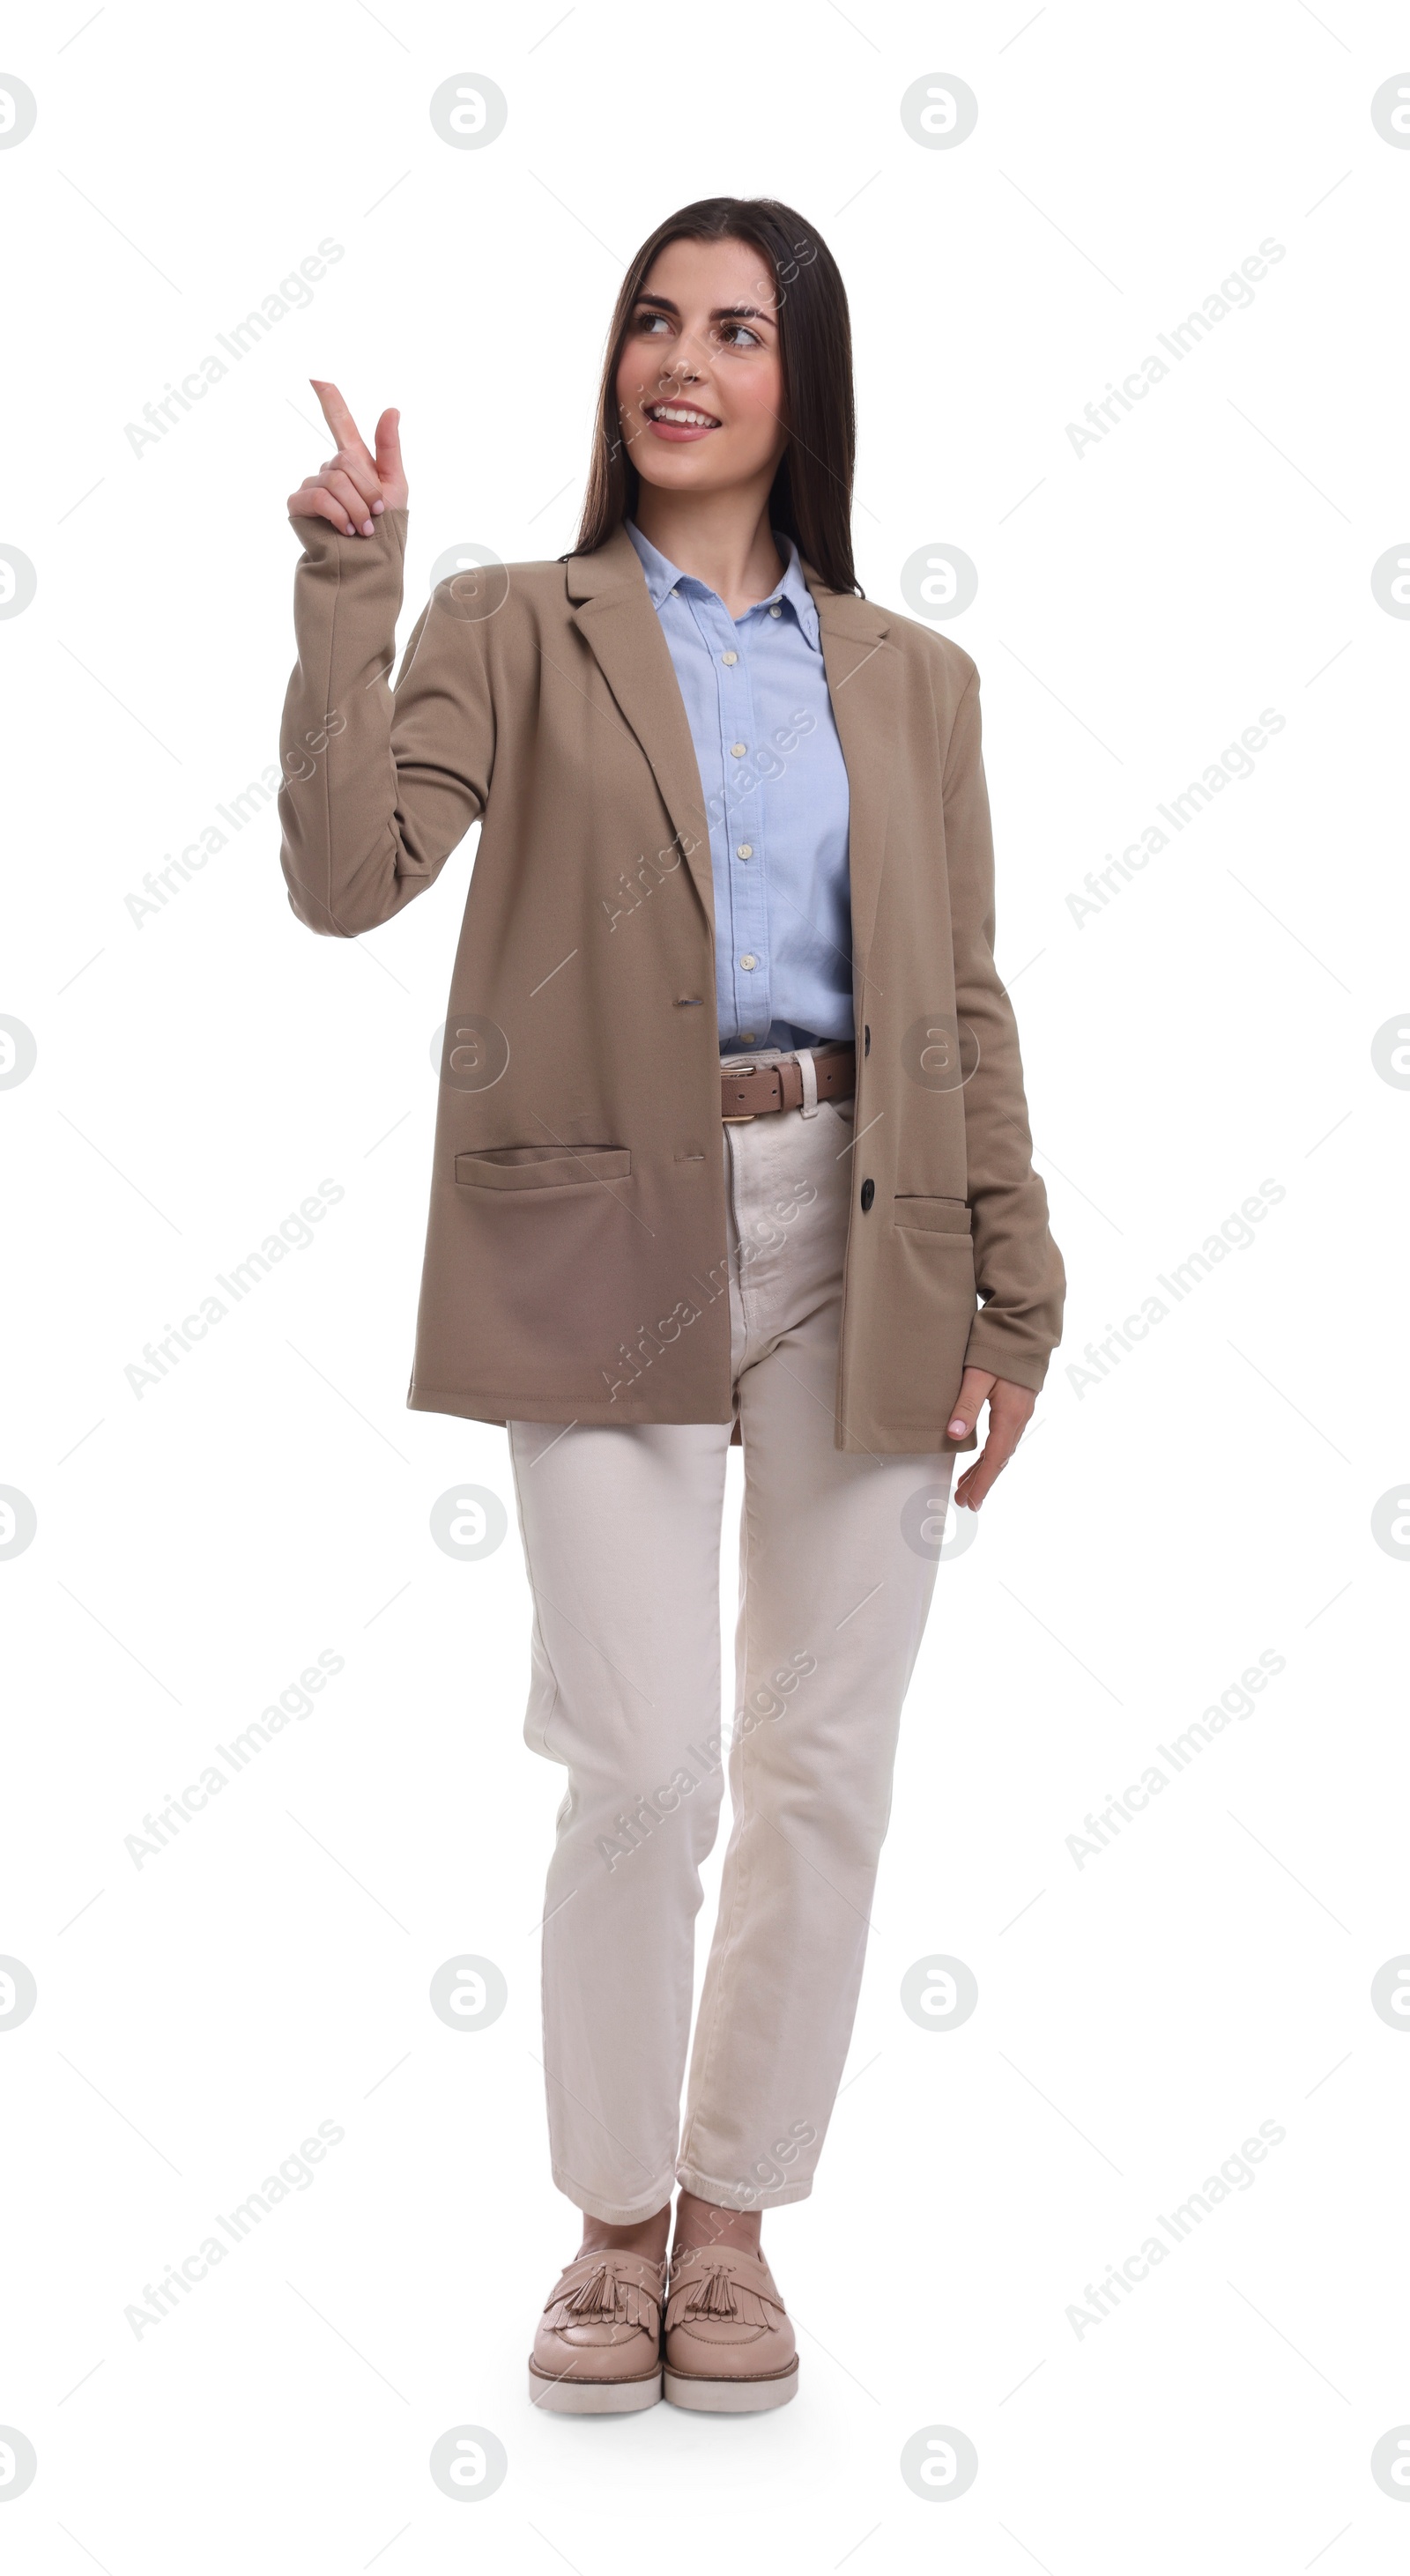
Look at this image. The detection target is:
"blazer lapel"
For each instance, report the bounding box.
[805,574,895,972]
[566,528,715,928]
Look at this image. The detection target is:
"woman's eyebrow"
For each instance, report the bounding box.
[630,295,774,323]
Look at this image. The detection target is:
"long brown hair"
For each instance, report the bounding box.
[573,196,859,595]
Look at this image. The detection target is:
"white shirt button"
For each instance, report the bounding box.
[731,742,746,758]
[722,649,738,665]
[768,603,782,618]
[739,953,758,970]
[736,842,753,859]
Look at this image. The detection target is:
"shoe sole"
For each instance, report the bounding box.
[528,2364,663,2414]
[664,2361,799,2413]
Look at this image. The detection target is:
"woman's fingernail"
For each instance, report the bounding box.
[947,1418,966,1437]
[361,519,375,536]
[372,499,384,513]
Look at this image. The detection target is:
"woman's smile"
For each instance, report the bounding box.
[643,399,722,440]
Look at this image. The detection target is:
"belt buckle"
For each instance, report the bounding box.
[722,1064,761,1123]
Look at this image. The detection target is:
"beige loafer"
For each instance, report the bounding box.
[528,2251,665,2413]
[664,2245,798,2411]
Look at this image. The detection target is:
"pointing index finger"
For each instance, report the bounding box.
[310,378,367,458]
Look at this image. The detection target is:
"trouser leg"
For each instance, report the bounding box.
[677,1094,954,2210]
[508,1415,731,2222]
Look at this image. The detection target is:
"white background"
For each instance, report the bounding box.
[3,0,1409,2565]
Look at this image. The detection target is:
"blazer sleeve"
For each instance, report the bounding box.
[277,507,494,937]
[942,663,1066,1392]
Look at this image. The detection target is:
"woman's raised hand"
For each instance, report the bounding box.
[287,380,408,536]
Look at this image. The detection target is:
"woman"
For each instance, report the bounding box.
[279,196,1064,2415]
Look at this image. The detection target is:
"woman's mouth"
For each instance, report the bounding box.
[643,401,721,443]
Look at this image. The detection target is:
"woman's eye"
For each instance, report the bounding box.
[634,311,671,335]
[720,323,761,349]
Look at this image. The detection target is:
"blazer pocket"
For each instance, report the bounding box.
[893,1195,972,1235]
[454,1144,632,1191]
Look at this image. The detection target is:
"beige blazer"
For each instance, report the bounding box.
[277,514,1064,1453]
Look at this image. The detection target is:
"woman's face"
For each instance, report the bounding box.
[615,234,789,500]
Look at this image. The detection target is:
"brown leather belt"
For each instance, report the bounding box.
[721,1046,856,1122]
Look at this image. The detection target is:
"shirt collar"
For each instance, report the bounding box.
[625,520,820,650]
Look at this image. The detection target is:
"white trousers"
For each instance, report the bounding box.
[508,1054,954,2221]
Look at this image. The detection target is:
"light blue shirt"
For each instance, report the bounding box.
[626,520,853,1053]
